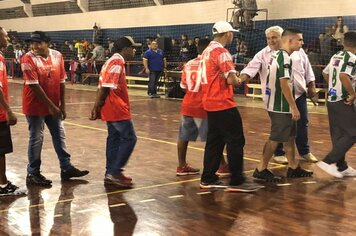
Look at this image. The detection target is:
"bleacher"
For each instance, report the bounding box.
[0,6,28,20]
[162,0,214,5]
[88,0,156,11]
[32,1,82,17]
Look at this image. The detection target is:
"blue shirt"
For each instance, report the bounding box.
[143,48,165,71]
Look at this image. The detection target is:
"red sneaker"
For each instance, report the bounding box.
[176,164,200,176]
[216,164,231,177]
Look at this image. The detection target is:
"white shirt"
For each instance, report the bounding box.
[241,46,315,99]
[290,49,315,98]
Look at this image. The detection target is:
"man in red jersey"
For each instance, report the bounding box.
[199,21,262,192]
[90,36,141,187]
[21,31,89,187]
[0,27,26,196]
[176,38,210,176]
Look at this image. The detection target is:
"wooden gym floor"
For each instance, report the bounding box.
[0,81,355,236]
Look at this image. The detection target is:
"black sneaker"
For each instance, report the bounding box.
[287,166,313,178]
[0,181,26,196]
[253,168,282,182]
[61,166,89,181]
[226,181,264,193]
[199,180,227,189]
[26,173,52,187]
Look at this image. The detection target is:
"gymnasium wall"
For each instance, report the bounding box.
[0,0,355,55]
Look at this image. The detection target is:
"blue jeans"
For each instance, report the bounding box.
[148,71,162,95]
[106,120,137,175]
[26,115,72,174]
[274,93,310,156]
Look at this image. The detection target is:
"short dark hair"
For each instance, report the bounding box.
[113,36,141,53]
[197,38,210,54]
[282,28,303,37]
[343,31,356,48]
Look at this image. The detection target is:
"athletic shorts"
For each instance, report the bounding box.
[0,122,13,155]
[178,116,208,142]
[268,112,296,143]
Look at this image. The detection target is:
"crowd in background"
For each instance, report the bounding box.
[1,16,351,86]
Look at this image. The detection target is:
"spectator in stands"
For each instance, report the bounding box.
[74,39,85,59]
[21,31,89,187]
[3,44,14,77]
[108,38,114,54]
[143,40,167,98]
[90,36,141,187]
[232,38,249,64]
[0,26,26,196]
[194,37,200,47]
[317,31,356,178]
[180,34,190,61]
[188,39,197,59]
[13,44,23,78]
[332,16,349,45]
[166,38,180,62]
[232,0,258,29]
[240,26,317,165]
[87,41,106,74]
[320,26,338,65]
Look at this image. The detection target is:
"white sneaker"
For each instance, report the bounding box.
[301,153,318,163]
[339,166,356,177]
[273,155,288,164]
[316,161,343,178]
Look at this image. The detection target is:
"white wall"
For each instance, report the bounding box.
[0,0,354,32]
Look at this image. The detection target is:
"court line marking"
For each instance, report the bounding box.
[62,120,282,166]
[139,199,156,203]
[276,183,292,187]
[109,203,127,208]
[302,181,317,184]
[197,191,211,195]
[168,195,184,199]
[0,168,283,213]
[53,214,63,218]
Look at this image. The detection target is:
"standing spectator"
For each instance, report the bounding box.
[200,21,261,192]
[240,26,318,164]
[90,36,141,187]
[13,44,23,78]
[232,0,258,29]
[251,29,313,181]
[188,39,198,59]
[317,31,356,178]
[87,41,106,74]
[332,16,349,45]
[0,27,25,196]
[21,31,89,187]
[143,40,167,98]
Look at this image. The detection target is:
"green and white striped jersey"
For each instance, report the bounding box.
[323,50,356,102]
[265,50,294,113]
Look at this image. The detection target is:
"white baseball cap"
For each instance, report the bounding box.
[212,21,239,35]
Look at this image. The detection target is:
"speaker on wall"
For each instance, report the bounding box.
[158,37,172,51]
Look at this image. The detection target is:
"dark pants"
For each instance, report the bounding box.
[275,93,310,156]
[323,101,356,171]
[201,108,245,185]
[106,120,137,175]
[148,71,162,95]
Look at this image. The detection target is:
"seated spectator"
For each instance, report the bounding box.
[332,16,349,45]
[180,34,190,61]
[188,39,197,59]
[320,26,338,65]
